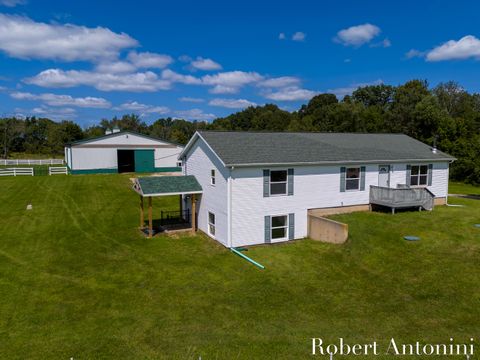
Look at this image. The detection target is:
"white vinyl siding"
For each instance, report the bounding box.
[230,162,450,247]
[184,138,228,245]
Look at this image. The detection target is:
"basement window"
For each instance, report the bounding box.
[345,167,360,191]
[208,212,216,237]
[270,170,287,195]
[410,165,428,186]
[271,215,288,240]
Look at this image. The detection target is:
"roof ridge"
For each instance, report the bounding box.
[199,130,407,135]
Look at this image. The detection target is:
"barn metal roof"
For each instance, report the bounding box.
[133,175,202,197]
[67,131,183,147]
[186,131,455,167]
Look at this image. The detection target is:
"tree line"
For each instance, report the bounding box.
[1,80,479,183]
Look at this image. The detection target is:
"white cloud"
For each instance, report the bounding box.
[174,108,216,121]
[190,57,222,71]
[370,38,391,48]
[263,86,318,101]
[0,0,25,7]
[327,79,383,98]
[127,51,173,69]
[335,23,380,46]
[18,105,77,120]
[179,97,204,103]
[0,14,137,61]
[161,69,202,85]
[278,32,286,40]
[258,76,301,88]
[209,98,257,109]
[114,101,169,114]
[24,68,171,92]
[208,85,238,94]
[426,35,480,61]
[292,32,306,42]
[405,49,424,59]
[95,61,137,73]
[202,71,263,93]
[10,91,111,108]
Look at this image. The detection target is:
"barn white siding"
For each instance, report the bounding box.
[184,138,229,246]
[230,161,450,247]
[71,147,118,171]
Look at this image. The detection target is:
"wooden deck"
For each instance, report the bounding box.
[370,185,435,213]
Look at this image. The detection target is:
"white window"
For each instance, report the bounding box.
[345,167,360,191]
[271,215,288,240]
[176,161,182,167]
[410,165,428,186]
[270,170,287,195]
[210,169,216,185]
[208,212,215,236]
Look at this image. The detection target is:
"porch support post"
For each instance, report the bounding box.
[179,194,183,214]
[148,196,153,238]
[140,195,144,229]
[191,194,196,233]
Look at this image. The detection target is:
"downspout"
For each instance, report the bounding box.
[227,166,234,248]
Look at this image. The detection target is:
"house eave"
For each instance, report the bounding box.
[225,157,456,168]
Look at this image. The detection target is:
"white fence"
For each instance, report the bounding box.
[49,166,68,175]
[0,159,64,166]
[0,167,34,176]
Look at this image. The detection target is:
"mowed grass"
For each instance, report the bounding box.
[0,175,479,359]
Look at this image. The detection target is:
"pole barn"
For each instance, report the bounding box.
[65,129,184,174]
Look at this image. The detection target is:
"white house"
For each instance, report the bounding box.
[65,130,183,174]
[179,131,455,248]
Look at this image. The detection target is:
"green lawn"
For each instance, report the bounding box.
[449,181,480,195]
[0,175,479,359]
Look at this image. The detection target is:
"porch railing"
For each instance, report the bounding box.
[160,209,191,226]
[370,185,435,210]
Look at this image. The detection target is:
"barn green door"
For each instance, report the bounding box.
[134,149,155,173]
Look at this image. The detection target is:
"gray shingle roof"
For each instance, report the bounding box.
[197,131,455,166]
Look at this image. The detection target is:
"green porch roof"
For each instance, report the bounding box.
[133,175,202,197]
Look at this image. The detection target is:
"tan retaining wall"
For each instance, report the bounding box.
[308,214,348,244]
[308,204,370,217]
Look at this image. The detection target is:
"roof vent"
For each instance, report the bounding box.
[432,136,437,154]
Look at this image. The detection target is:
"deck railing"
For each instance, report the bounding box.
[370,185,434,210]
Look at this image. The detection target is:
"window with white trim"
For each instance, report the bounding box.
[270,170,287,195]
[346,167,360,191]
[271,215,288,240]
[410,165,428,186]
[177,161,182,167]
[210,169,216,185]
[208,212,215,236]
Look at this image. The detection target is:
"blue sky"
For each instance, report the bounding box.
[0,0,479,127]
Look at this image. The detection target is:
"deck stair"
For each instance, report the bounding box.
[369,185,435,213]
